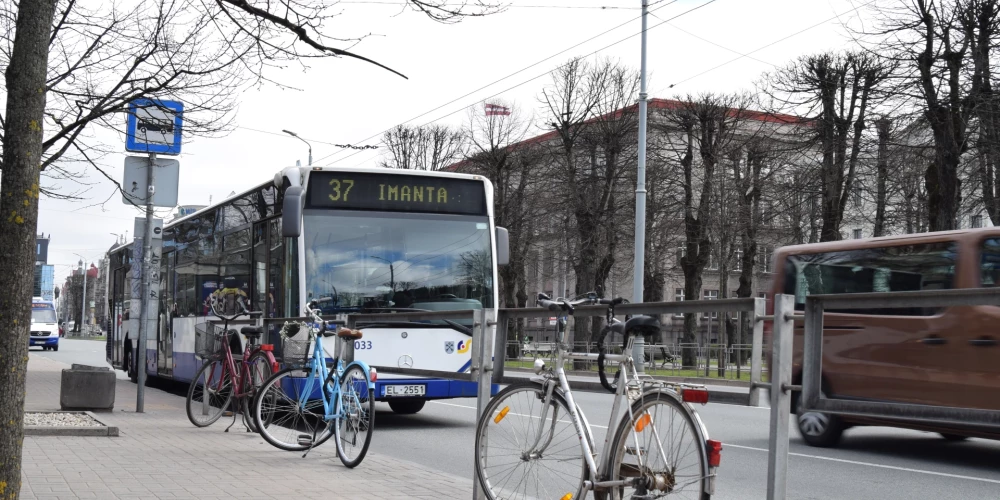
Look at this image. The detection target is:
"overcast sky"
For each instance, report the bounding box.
[41,0,870,285]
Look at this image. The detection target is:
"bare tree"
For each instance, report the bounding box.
[658,93,749,367]
[764,52,891,241]
[868,0,1000,231]
[0,1,499,496]
[379,124,466,171]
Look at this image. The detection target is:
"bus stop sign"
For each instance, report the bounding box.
[126,99,183,155]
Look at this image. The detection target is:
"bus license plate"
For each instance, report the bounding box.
[384,385,425,397]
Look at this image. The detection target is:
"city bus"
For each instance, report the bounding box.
[105,165,507,414]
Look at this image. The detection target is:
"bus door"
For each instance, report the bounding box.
[157,249,174,376]
[112,266,127,367]
[253,218,283,343]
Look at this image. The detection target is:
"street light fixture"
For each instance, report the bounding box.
[282,129,313,166]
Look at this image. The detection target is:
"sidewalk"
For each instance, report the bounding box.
[21,355,473,500]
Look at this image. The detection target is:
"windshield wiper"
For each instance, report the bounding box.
[360,307,474,336]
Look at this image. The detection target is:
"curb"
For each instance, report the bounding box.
[499,375,751,406]
[24,411,120,437]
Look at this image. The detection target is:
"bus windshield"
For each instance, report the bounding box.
[303,211,495,319]
[32,307,57,324]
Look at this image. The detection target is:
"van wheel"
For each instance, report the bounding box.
[52,345,58,352]
[794,389,845,448]
[940,433,968,442]
[388,400,426,414]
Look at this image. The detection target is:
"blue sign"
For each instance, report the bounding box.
[126,99,183,155]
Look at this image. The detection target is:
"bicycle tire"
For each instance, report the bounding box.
[329,364,375,468]
[474,382,588,500]
[241,352,273,434]
[253,366,335,451]
[186,359,233,428]
[607,390,711,500]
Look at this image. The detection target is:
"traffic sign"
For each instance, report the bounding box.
[122,156,180,207]
[126,99,183,155]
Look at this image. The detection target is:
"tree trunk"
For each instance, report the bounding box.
[0,1,58,497]
[925,146,962,231]
[874,119,890,237]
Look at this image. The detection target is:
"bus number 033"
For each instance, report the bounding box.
[354,340,373,350]
[328,179,355,202]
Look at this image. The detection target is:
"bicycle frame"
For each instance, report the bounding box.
[292,321,376,423]
[528,315,715,493]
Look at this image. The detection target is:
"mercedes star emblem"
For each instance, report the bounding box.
[398,355,414,369]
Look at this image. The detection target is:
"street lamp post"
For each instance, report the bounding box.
[76,258,87,333]
[282,129,312,166]
[631,0,650,373]
[369,256,394,294]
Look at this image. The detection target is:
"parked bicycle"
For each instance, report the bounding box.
[474,292,722,500]
[252,301,376,468]
[185,294,276,433]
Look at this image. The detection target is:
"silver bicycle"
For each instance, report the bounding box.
[474,292,722,500]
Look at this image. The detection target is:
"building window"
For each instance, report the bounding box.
[674,288,685,317]
[675,246,686,267]
[707,253,718,271]
[734,249,743,271]
[760,247,773,273]
[972,215,984,229]
[853,228,863,239]
[703,289,718,318]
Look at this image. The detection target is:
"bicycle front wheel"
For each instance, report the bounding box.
[330,365,375,468]
[608,391,711,500]
[241,352,274,434]
[474,382,587,500]
[253,367,335,451]
[186,359,233,427]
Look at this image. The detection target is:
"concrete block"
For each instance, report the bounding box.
[60,368,116,411]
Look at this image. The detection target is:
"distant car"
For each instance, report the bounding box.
[30,300,60,351]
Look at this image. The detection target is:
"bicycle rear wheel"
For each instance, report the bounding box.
[253,367,335,451]
[330,365,375,468]
[241,352,274,434]
[474,382,587,500]
[608,391,710,500]
[186,359,233,427]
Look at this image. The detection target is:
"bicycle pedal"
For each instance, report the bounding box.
[297,434,314,446]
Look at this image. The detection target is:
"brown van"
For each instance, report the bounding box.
[767,228,1000,447]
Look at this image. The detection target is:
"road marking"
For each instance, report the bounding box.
[429,400,610,429]
[725,443,1000,485]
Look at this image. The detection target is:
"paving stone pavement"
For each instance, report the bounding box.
[21,355,474,499]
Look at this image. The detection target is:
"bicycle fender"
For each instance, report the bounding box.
[344,360,375,391]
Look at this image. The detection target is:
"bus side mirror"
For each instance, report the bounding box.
[495,226,510,266]
[282,186,304,238]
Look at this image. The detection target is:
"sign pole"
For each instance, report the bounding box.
[631,0,650,373]
[136,152,156,413]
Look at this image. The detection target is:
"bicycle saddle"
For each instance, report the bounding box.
[624,315,661,336]
[336,327,364,340]
[240,326,263,338]
[609,319,625,335]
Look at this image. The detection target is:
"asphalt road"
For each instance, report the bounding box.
[41,340,1000,499]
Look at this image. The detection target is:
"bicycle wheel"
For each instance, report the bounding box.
[474,382,587,500]
[253,366,335,451]
[186,359,233,427]
[330,364,375,468]
[241,352,274,434]
[608,391,710,500]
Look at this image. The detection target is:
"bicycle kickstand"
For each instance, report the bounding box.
[224,402,238,433]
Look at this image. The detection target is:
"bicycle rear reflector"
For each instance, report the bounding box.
[682,388,710,405]
[707,439,723,467]
[560,494,573,500]
[370,367,377,382]
[494,406,510,424]
[260,344,274,351]
[634,413,652,432]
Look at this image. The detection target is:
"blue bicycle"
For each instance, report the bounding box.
[252,301,376,467]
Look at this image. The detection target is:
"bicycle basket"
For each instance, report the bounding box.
[195,322,227,360]
[278,322,313,368]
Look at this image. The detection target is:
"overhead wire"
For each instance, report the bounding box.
[312,0,689,166]
[319,0,720,168]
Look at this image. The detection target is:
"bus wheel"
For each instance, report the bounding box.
[125,347,138,383]
[388,399,426,415]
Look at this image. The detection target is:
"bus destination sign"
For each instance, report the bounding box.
[307,171,487,215]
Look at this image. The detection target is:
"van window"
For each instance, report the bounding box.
[781,241,956,315]
[981,238,1000,287]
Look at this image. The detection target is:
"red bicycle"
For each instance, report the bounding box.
[186,296,277,433]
